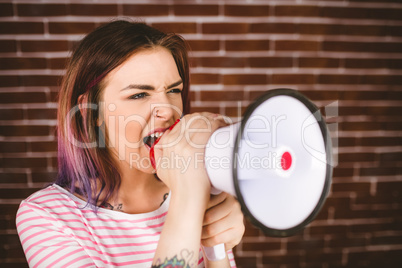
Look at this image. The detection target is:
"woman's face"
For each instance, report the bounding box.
[101,47,183,173]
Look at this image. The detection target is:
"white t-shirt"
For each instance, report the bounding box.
[16,184,236,267]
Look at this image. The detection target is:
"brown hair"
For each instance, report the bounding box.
[56,20,191,208]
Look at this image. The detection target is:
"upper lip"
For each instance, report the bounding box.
[145,127,169,137]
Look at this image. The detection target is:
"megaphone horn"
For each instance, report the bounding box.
[203,88,333,261]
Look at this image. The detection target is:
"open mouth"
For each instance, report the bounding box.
[143,132,164,149]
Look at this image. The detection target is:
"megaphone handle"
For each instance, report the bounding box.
[203,243,226,261]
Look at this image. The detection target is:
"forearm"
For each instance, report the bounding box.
[152,190,209,267]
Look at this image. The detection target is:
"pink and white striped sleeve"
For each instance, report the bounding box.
[16,201,96,268]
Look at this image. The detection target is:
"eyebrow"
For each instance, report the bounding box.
[121,79,183,91]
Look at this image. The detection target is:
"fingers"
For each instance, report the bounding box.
[206,192,227,210]
[201,207,245,249]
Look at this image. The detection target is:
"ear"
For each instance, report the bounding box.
[77,93,88,111]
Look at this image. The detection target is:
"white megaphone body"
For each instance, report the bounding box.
[202,88,333,261]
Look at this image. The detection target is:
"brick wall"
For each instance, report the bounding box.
[1,1,401,267]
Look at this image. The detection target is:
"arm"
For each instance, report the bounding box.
[152,113,227,267]
[16,201,96,268]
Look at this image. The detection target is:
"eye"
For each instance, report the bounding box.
[168,88,182,94]
[129,92,149,100]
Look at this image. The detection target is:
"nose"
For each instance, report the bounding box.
[152,104,177,122]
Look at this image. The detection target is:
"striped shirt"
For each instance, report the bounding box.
[16,184,236,268]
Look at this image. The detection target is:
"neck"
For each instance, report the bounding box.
[111,160,169,214]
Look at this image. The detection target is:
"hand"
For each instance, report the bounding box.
[201,192,245,250]
[153,113,229,197]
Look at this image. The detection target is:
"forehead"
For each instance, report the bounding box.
[104,47,181,87]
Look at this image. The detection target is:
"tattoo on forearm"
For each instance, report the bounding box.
[152,249,195,268]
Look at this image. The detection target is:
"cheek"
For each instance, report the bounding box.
[104,108,147,149]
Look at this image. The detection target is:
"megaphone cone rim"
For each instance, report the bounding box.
[232,88,333,237]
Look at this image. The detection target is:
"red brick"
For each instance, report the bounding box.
[194,57,247,68]
[274,5,320,17]
[0,108,24,120]
[49,22,96,34]
[233,256,258,267]
[0,125,50,137]
[341,24,387,36]
[174,5,219,16]
[362,75,401,85]
[200,90,245,102]
[329,236,367,248]
[32,171,57,183]
[0,22,44,34]
[262,252,301,265]
[360,167,402,176]
[305,251,343,263]
[299,57,340,68]
[190,73,220,84]
[310,224,348,236]
[349,250,402,267]
[223,74,267,85]
[0,76,19,87]
[20,40,70,52]
[17,4,67,16]
[0,57,46,70]
[27,108,57,120]
[202,23,249,34]
[321,6,402,21]
[225,40,270,51]
[224,106,247,117]
[242,241,281,251]
[387,25,402,37]
[122,4,169,16]
[287,238,325,250]
[0,40,17,52]
[0,187,44,198]
[337,152,377,162]
[323,41,402,53]
[0,172,26,184]
[249,57,293,68]
[360,137,402,147]
[1,157,48,169]
[332,182,371,194]
[0,92,47,104]
[48,57,69,69]
[151,23,197,34]
[0,141,27,153]
[333,166,354,177]
[0,3,13,16]
[275,40,320,51]
[318,74,360,85]
[345,58,402,69]
[340,106,402,116]
[20,75,61,87]
[379,152,402,163]
[30,141,57,152]
[70,4,118,16]
[271,74,315,84]
[187,40,220,51]
[224,5,270,16]
[250,22,296,34]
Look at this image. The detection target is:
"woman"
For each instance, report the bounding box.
[16,20,244,267]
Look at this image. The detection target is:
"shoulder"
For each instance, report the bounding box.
[17,184,83,221]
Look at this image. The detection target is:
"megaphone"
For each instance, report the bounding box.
[202,88,333,261]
